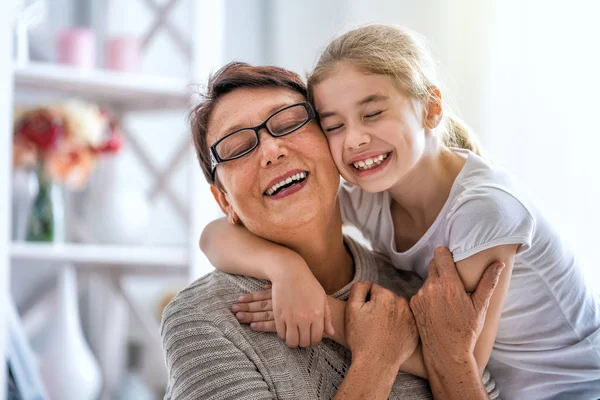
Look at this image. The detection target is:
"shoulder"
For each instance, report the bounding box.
[445,152,536,261]
[160,272,276,399]
[449,184,534,224]
[448,152,535,223]
[161,271,250,339]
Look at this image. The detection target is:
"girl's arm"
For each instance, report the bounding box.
[201,217,335,347]
[455,243,517,373]
[201,217,303,280]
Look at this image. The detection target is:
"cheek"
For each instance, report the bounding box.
[220,161,259,201]
[325,135,346,170]
[380,119,421,149]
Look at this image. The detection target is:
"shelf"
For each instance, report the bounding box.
[10,242,188,269]
[14,62,192,111]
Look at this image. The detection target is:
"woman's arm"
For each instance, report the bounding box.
[334,282,420,400]
[410,247,506,399]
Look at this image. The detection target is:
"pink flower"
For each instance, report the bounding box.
[45,142,97,190]
[93,117,123,154]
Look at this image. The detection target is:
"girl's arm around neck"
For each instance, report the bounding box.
[200,217,304,281]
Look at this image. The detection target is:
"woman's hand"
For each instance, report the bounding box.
[232,264,335,347]
[409,247,504,366]
[345,282,419,368]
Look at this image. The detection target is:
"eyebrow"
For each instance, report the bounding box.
[318,94,389,120]
[219,101,299,137]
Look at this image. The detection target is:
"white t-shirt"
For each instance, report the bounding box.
[339,149,600,400]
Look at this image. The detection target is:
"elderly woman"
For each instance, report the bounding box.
[160,62,500,400]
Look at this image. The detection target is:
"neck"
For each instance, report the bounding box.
[388,140,466,229]
[279,203,354,294]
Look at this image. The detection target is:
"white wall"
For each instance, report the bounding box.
[484,0,600,288]
[225,0,267,65]
[265,0,491,137]
[266,0,600,289]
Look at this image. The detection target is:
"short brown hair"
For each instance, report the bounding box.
[190,62,308,185]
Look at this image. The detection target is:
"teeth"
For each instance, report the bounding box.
[352,153,389,171]
[266,172,307,196]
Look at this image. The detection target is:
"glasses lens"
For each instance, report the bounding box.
[215,129,257,160]
[267,105,309,136]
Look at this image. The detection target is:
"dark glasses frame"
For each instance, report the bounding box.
[210,101,315,179]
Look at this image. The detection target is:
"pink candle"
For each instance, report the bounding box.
[57,28,96,68]
[105,36,141,72]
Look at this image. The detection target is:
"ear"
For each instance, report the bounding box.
[424,87,443,129]
[210,185,240,225]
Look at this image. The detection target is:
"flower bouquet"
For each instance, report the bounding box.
[13,99,122,242]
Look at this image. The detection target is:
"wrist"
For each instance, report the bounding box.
[425,350,476,378]
[353,348,403,372]
[266,249,307,281]
[353,351,402,373]
[426,354,486,399]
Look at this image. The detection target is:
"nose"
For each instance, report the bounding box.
[259,129,289,167]
[344,123,371,150]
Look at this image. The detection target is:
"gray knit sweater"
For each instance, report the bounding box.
[161,237,499,399]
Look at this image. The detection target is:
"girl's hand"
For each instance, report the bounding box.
[232,284,276,331]
[233,268,335,347]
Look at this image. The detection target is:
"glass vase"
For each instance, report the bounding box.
[25,164,65,243]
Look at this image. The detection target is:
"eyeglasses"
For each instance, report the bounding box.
[210,102,315,178]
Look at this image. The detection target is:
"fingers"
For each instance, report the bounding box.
[368,283,394,304]
[348,281,372,307]
[232,299,273,313]
[426,258,439,280]
[250,321,277,332]
[298,323,311,348]
[409,295,418,314]
[310,322,324,346]
[472,262,505,314]
[276,319,286,341]
[433,247,462,284]
[286,325,300,348]
[234,309,274,324]
[238,288,272,303]
[410,288,425,317]
[323,298,335,337]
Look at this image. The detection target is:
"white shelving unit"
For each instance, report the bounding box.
[2,1,226,397]
[9,62,196,273]
[10,242,188,269]
[14,62,191,111]
[1,1,14,394]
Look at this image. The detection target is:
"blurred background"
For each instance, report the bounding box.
[1,0,599,399]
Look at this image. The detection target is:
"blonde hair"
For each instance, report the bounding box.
[307,24,482,156]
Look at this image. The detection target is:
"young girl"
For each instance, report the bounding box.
[200,25,600,398]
